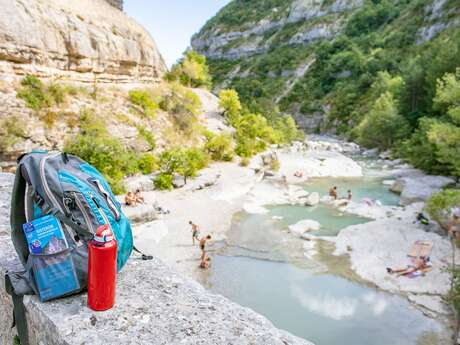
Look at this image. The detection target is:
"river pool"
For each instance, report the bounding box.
[202,172,452,345]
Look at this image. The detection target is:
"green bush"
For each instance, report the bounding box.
[137,153,158,175]
[16,76,68,111]
[160,83,202,132]
[205,132,234,161]
[154,173,174,191]
[137,126,156,150]
[64,109,138,194]
[166,50,212,89]
[128,89,158,119]
[158,147,209,184]
[426,189,460,225]
[17,75,51,110]
[0,116,26,151]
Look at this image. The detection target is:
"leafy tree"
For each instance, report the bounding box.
[426,189,460,227]
[219,89,242,125]
[166,50,212,89]
[356,92,410,149]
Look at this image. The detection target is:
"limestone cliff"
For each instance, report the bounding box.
[0,0,166,83]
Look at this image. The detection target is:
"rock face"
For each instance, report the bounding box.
[0,0,166,83]
[105,0,123,11]
[192,0,363,60]
[0,173,13,235]
[391,175,456,206]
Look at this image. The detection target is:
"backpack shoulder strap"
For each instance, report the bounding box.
[10,164,29,266]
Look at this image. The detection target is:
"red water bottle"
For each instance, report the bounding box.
[87,224,117,311]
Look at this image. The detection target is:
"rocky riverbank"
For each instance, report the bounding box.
[130,136,457,326]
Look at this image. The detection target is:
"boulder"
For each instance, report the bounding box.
[172,175,186,189]
[289,219,321,235]
[124,174,155,193]
[121,203,158,224]
[304,192,320,206]
[395,176,456,206]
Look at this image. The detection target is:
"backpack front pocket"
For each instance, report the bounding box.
[28,248,80,302]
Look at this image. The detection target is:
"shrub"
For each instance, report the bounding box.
[17,75,50,110]
[158,147,209,184]
[128,89,158,119]
[205,132,234,161]
[426,189,460,227]
[16,76,68,111]
[160,83,202,132]
[166,50,212,89]
[64,109,135,193]
[137,126,156,150]
[0,116,26,151]
[137,153,158,175]
[239,157,250,166]
[270,158,280,171]
[154,173,174,190]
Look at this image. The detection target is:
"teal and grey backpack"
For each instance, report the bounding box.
[5,151,136,344]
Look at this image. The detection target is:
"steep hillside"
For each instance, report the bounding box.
[192,0,460,132]
[0,0,166,83]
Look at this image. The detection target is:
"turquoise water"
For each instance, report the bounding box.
[304,177,400,206]
[206,256,448,345]
[269,204,371,236]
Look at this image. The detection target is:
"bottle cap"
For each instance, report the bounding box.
[94,224,114,243]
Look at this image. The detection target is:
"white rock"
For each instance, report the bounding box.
[395,175,456,205]
[289,219,321,235]
[305,192,320,206]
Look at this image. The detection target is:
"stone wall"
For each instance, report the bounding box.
[105,0,123,11]
[0,172,312,345]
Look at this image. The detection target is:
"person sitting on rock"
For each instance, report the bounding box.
[199,235,212,261]
[199,256,211,269]
[386,257,431,277]
[125,191,137,206]
[294,171,303,178]
[134,189,145,204]
[347,190,352,200]
[329,186,338,200]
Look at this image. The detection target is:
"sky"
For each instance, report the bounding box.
[125,1,231,68]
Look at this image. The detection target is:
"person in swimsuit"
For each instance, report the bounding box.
[189,221,200,245]
[125,192,136,206]
[199,256,211,269]
[386,257,430,277]
[134,189,145,204]
[347,190,352,200]
[329,186,338,200]
[199,235,212,261]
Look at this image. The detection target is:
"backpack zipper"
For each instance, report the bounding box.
[73,192,96,234]
[90,179,120,221]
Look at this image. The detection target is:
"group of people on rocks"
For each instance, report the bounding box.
[189,221,212,269]
[124,189,145,206]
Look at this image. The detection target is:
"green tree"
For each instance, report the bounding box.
[219,89,242,125]
[356,92,410,149]
[166,50,212,89]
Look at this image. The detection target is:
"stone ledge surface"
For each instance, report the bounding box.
[0,173,312,345]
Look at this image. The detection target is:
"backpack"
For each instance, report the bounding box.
[5,151,135,345]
